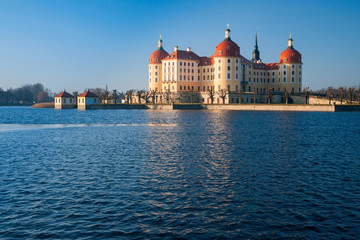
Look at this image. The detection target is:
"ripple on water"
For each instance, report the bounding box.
[0,108,359,239]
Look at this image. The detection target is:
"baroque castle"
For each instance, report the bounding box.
[148,26,302,104]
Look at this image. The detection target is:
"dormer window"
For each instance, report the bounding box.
[227,46,230,50]
[284,58,288,62]
[156,58,158,62]
[292,53,295,57]
[235,51,238,56]
[219,50,222,56]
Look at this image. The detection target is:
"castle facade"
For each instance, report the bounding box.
[148,26,302,104]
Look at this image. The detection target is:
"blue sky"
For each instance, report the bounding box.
[0,0,359,93]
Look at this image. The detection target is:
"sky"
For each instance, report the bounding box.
[0,0,359,94]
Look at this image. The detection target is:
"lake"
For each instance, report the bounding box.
[0,107,359,239]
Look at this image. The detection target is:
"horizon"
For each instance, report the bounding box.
[0,0,359,94]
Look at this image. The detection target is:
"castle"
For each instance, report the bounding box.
[148,26,302,104]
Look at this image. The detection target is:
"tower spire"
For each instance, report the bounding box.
[252,31,261,62]
[225,24,231,40]
[288,33,293,49]
[157,34,163,50]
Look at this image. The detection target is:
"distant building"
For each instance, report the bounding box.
[54,90,76,109]
[148,26,303,104]
[77,89,99,110]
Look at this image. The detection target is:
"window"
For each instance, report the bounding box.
[299,71,301,76]
[192,63,194,66]
[299,77,301,82]
[155,72,158,76]
[172,62,174,66]
[198,69,200,73]
[219,51,222,55]
[272,78,275,83]
[292,77,294,82]
[236,59,239,63]
[227,59,231,63]
[191,69,194,73]
[203,86,205,91]
[283,77,286,82]
[236,66,238,71]
[236,85,238,91]
[272,72,275,76]
[218,67,221,71]
[203,76,205,80]
[180,76,182,80]
[236,74,238,79]
[227,85,230,91]
[180,86,182,90]
[207,75,209,80]
[188,86,190,90]
[207,69,209,72]
[284,71,286,75]
[227,66,230,71]
[180,62,182,66]
[188,63,190,66]
[292,65,294,68]
[249,86,251,92]
[292,71,294,75]
[192,76,194,81]
[155,66,158,69]
[227,73,230,79]
[155,78,158,82]
[218,73,221,79]
[198,76,200,80]
[218,59,221,63]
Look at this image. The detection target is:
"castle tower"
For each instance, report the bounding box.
[251,32,261,62]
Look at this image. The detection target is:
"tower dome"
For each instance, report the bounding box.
[279,34,302,64]
[214,25,240,57]
[149,35,169,64]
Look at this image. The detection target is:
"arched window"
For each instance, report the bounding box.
[227,46,230,50]
[219,50,222,56]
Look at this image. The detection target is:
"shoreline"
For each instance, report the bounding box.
[30,102,360,112]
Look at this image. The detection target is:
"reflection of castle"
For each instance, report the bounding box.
[148,26,302,104]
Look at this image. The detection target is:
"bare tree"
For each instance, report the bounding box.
[163,89,171,104]
[266,88,272,104]
[303,87,310,104]
[347,87,355,104]
[142,91,151,104]
[112,90,118,104]
[207,88,215,104]
[218,89,227,104]
[237,89,243,104]
[338,86,344,104]
[149,90,156,103]
[73,91,78,104]
[136,90,144,104]
[284,91,289,104]
[125,90,133,103]
[326,87,333,104]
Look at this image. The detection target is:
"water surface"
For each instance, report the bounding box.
[0,107,359,239]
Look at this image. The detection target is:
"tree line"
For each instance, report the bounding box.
[0,83,52,105]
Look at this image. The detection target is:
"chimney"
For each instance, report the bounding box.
[174,46,178,51]
[187,47,191,52]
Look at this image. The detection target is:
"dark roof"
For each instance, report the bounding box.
[55,91,73,98]
[79,90,98,98]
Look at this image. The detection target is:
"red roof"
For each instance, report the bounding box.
[55,90,73,98]
[164,50,201,61]
[279,48,302,64]
[79,90,98,98]
[214,39,240,57]
[149,49,169,64]
[265,63,279,70]
[198,56,213,66]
